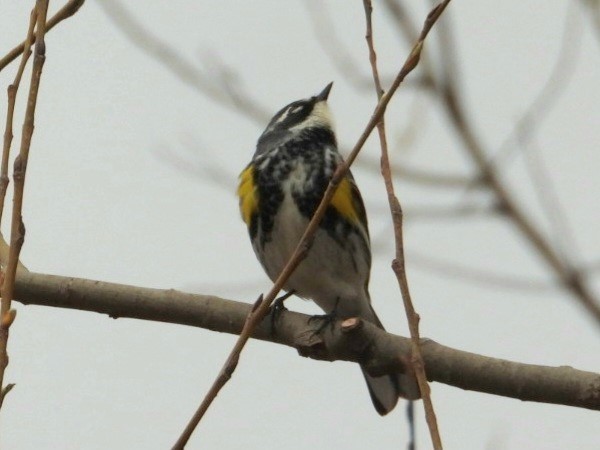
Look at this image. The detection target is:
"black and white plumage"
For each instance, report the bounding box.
[237,83,420,415]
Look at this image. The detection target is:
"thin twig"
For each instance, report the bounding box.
[0,6,38,408]
[368,201,495,224]
[360,156,480,189]
[0,233,28,274]
[305,2,382,90]
[580,0,600,45]
[0,0,84,73]
[521,137,577,265]
[512,4,582,263]
[154,133,235,194]
[306,1,437,93]
[384,0,600,323]
[97,0,270,124]
[363,15,430,449]
[581,259,600,277]
[173,2,452,447]
[0,0,49,409]
[440,51,600,326]
[363,1,446,449]
[1,10,37,231]
[407,251,558,293]
[465,3,583,265]
[403,203,496,221]
[419,1,600,324]
[382,0,438,89]
[482,2,582,174]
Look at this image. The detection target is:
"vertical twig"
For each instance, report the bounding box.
[0,0,49,409]
[1,10,37,231]
[363,1,444,449]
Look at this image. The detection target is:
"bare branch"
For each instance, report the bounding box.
[407,251,558,293]
[362,157,481,189]
[0,0,84,73]
[305,1,429,92]
[0,233,27,273]
[503,5,584,263]
[382,0,422,45]
[402,203,497,221]
[484,2,582,172]
[1,10,37,230]
[472,2,583,264]
[581,259,600,277]
[383,0,600,322]
[0,0,49,409]
[381,0,437,88]
[0,383,15,409]
[10,270,600,411]
[435,20,600,326]
[97,0,270,124]
[521,138,579,265]
[305,2,371,89]
[580,0,600,45]
[154,133,235,194]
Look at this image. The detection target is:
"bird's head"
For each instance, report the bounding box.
[257,82,335,152]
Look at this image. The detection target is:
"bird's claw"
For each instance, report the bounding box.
[308,311,338,334]
[269,290,295,337]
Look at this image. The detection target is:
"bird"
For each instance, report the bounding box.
[237,82,420,415]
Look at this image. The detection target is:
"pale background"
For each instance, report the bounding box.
[0,1,599,449]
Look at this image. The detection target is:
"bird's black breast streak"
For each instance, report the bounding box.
[254,127,357,248]
[254,152,289,246]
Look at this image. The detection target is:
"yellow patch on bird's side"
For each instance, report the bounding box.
[331,177,358,223]
[237,165,258,225]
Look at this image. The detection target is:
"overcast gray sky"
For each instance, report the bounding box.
[1,1,599,449]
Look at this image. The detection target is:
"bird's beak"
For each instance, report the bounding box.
[315,82,334,101]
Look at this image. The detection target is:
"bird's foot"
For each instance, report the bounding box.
[269,290,295,337]
[308,297,342,334]
[308,311,338,334]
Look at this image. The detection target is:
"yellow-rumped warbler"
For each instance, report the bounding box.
[237,83,420,415]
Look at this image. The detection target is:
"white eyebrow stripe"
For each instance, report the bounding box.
[274,107,291,124]
[289,102,333,132]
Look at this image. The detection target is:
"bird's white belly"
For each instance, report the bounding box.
[257,189,368,315]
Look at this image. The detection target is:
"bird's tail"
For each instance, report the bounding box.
[361,368,420,416]
[360,305,421,415]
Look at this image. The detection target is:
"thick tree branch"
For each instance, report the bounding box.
[12,271,600,411]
